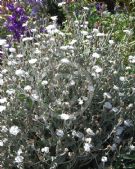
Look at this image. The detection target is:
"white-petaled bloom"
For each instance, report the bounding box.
[31,93,39,101]
[6,89,15,95]
[41,80,48,86]
[28,58,37,64]
[101,156,107,163]
[85,138,92,143]
[92,28,99,34]
[60,58,70,64]
[50,16,58,21]
[59,113,70,121]
[103,102,112,110]
[41,147,49,153]
[81,30,88,36]
[1,126,8,133]
[119,76,127,82]
[130,145,135,151]
[0,105,6,112]
[9,47,16,53]
[128,55,135,63]
[16,54,23,58]
[34,48,41,54]
[84,143,92,152]
[109,40,115,45]
[15,69,25,77]
[96,32,105,37]
[17,148,23,155]
[92,52,100,59]
[9,126,20,135]
[86,128,95,136]
[22,37,33,42]
[0,39,6,45]
[92,65,103,73]
[15,155,24,163]
[60,45,69,51]
[70,80,75,86]
[83,7,89,11]
[78,98,84,105]
[24,85,32,92]
[113,85,119,91]
[0,78,4,85]
[123,29,133,36]
[0,97,7,104]
[56,129,64,137]
[58,2,66,7]
[103,92,112,99]
[2,69,8,74]
[0,140,4,146]
[69,39,77,45]
[46,24,59,35]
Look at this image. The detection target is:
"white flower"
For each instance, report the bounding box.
[103,92,112,99]
[123,29,133,36]
[50,16,58,21]
[84,143,92,152]
[86,128,95,136]
[31,93,39,101]
[101,156,107,163]
[92,52,100,59]
[109,40,115,45]
[60,58,70,64]
[59,113,70,120]
[0,140,4,146]
[15,155,24,163]
[24,85,32,92]
[130,145,135,151]
[1,126,8,133]
[9,47,16,53]
[9,126,20,135]
[58,2,66,7]
[88,85,94,92]
[17,148,23,155]
[56,129,64,137]
[85,138,92,143]
[41,80,48,86]
[0,39,6,46]
[119,76,127,82]
[2,69,8,74]
[28,58,37,64]
[60,45,67,50]
[92,65,103,73]
[16,54,23,58]
[6,89,15,95]
[0,105,6,112]
[15,69,25,77]
[70,80,75,86]
[103,102,112,110]
[78,98,84,105]
[31,29,37,33]
[41,147,49,153]
[83,7,89,11]
[81,31,88,36]
[0,78,4,85]
[92,28,99,34]
[22,37,33,42]
[113,85,119,91]
[34,49,41,54]
[69,39,77,45]
[0,97,7,104]
[96,33,105,37]
[128,55,135,63]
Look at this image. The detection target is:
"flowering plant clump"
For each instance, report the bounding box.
[0,1,135,169]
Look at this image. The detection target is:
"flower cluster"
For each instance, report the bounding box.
[4,2,28,41]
